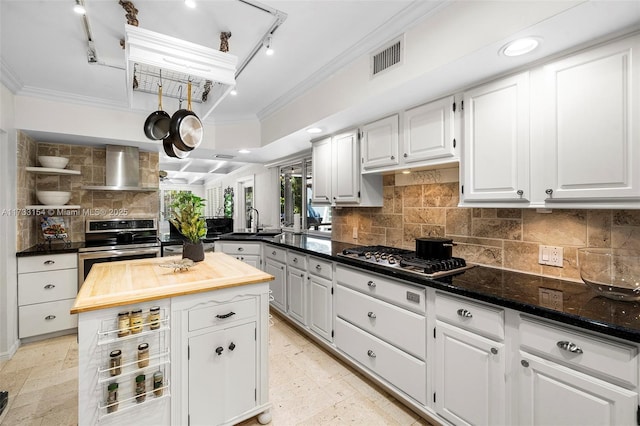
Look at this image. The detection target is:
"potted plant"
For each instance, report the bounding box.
[169,192,207,262]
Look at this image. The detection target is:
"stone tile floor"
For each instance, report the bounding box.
[0,312,435,425]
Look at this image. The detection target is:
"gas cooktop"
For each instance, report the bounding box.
[339,245,474,278]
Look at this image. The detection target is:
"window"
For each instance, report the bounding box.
[279,158,331,234]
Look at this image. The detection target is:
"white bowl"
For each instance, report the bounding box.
[36,191,71,205]
[38,156,69,169]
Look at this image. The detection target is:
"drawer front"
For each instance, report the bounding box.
[335,317,427,404]
[336,285,425,360]
[19,299,77,338]
[18,269,77,305]
[220,243,261,256]
[308,256,333,280]
[520,316,638,387]
[18,253,77,273]
[287,251,308,269]
[336,265,425,314]
[265,245,286,262]
[436,292,504,341]
[189,297,257,332]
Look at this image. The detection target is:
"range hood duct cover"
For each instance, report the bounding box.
[106,145,139,187]
[125,25,238,120]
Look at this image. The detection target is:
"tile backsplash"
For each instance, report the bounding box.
[16,132,159,251]
[331,167,640,281]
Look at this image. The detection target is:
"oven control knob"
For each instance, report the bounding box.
[424,264,435,274]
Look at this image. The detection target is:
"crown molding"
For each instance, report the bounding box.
[0,58,23,94]
[257,0,451,120]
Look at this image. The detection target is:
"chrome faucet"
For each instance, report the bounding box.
[247,207,260,233]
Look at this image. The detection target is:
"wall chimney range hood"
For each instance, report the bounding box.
[124,25,238,120]
[82,145,158,191]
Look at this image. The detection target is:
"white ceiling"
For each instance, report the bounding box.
[2,1,640,185]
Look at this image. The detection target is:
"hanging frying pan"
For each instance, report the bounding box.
[169,81,203,152]
[163,136,190,159]
[143,78,170,140]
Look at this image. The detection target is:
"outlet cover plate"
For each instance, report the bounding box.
[539,245,563,267]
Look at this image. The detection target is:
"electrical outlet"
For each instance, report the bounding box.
[352,227,358,239]
[539,288,563,310]
[539,245,564,267]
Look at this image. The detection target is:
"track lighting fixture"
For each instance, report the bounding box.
[73,0,86,14]
[264,36,274,56]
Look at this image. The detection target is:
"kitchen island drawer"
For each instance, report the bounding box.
[287,251,307,269]
[520,316,638,387]
[336,284,426,360]
[18,268,77,305]
[436,292,504,341]
[308,256,333,280]
[18,298,77,338]
[336,265,425,314]
[265,246,286,263]
[217,242,261,256]
[188,297,256,332]
[18,253,77,273]
[335,317,426,404]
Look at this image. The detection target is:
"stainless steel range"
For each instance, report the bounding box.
[78,218,160,287]
[339,245,474,278]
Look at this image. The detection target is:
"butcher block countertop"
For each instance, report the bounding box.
[71,252,274,314]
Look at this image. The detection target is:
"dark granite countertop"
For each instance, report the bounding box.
[16,241,86,257]
[262,234,640,343]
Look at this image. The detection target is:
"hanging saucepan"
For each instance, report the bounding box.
[416,237,455,260]
[169,80,203,152]
[143,75,170,140]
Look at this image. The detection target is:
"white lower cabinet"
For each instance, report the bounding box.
[287,266,307,325]
[307,267,332,342]
[216,242,262,268]
[264,258,286,313]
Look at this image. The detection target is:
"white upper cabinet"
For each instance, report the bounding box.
[311,136,332,204]
[361,115,399,170]
[332,130,361,204]
[539,35,640,204]
[404,95,458,164]
[461,72,530,204]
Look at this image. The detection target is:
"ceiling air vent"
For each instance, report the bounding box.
[371,37,403,77]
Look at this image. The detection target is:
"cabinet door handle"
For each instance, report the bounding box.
[228,342,236,351]
[457,308,473,318]
[44,284,55,290]
[516,190,524,197]
[215,311,236,319]
[403,153,408,158]
[44,260,55,265]
[367,311,376,319]
[44,315,56,320]
[521,360,529,368]
[280,266,284,270]
[491,348,498,355]
[390,155,395,160]
[367,280,376,288]
[367,350,376,358]
[545,188,553,197]
[237,247,244,252]
[215,346,224,356]
[557,341,583,354]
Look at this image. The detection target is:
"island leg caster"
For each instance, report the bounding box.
[257,409,272,424]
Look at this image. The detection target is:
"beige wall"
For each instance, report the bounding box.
[332,168,640,281]
[16,132,160,251]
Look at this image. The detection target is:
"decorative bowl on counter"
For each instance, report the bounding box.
[38,156,69,169]
[578,248,640,301]
[36,190,71,205]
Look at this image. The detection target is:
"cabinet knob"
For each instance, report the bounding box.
[521,360,529,368]
[215,346,224,356]
[403,153,408,158]
[272,251,276,255]
[367,280,376,288]
[228,342,236,351]
[545,188,553,197]
[516,190,524,197]
[44,315,56,320]
[325,196,329,200]
[293,258,298,263]
[315,265,322,270]
[367,350,376,358]
[491,347,498,355]
[280,266,284,270]
[237,247,244,252]
[44,260,55,265]
[367,311,376,319]
[44,284,55,290]
[457,308,473,318]
[390,155,395,160]
[557,341,583,354]
[215,311,236,319]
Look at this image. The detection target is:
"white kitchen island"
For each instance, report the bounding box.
[70,252,274,426]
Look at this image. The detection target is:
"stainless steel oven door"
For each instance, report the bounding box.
[78,247,161,289]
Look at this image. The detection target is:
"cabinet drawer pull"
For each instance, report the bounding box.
[228,342,236,351]
[367,311,376,319]
[215,311,236,319]
[457,308,473,318]
[557,341,583,354]
[367,280,376,288]
[367,350,376,358]
[215,346,223,356]
[44,260,55,265]
[293,257,298,263]
[44,284,55,290]
[44,315,56,320]
[237,247,244,252]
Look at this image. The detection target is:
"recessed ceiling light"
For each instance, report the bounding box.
[230,89,238,96]
[306,127,322,134]
[73,0,86,14]
[238,149,251,154]
[500,37,541,57]
[184,0,196,8]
